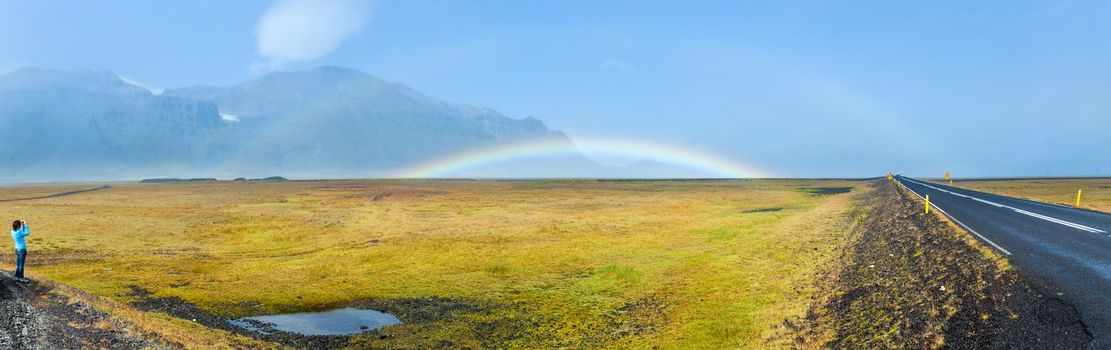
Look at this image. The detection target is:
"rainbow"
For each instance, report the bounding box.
[393,137,770,178]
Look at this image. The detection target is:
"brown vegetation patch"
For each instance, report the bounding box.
[799,187,854,196]
[604,295,669,339]
[312,185,373,190]
[0,249,104,266]
[743,207,784,213]
[311,183,451,202]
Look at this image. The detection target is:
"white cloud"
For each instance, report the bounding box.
[601,59,637,74]
[118,75,165,95]
[251,0,372,73]
[220,113,240,122]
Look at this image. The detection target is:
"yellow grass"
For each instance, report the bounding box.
[0,179,863,348]
[945,178,1111,213]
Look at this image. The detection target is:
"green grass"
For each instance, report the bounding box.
[2,179,863,348]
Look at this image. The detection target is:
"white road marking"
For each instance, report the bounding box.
[899,180,1013,255]
[902,177,1106,234]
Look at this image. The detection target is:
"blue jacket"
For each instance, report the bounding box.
[11,225,29,250]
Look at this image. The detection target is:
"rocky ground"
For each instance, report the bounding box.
[0,272,166,349]
[795,180,1091,348]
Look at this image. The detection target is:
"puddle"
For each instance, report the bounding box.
[228,307,402,336]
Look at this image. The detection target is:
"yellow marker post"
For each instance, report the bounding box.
[1076,189,1083,208]
[949,178,953,186]
[925,195,930,214]
[887,172,893,181]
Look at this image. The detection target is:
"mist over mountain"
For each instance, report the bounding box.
[165,66,584,177]
[0,66,597,181]
[0,67,229,181]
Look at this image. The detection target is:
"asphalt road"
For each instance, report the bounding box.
[896,176,1111,347]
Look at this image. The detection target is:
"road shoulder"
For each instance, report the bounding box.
[794,180,1090,348]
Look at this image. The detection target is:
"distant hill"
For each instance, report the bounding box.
[0,66,595,181]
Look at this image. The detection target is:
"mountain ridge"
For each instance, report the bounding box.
[0,65,595,181]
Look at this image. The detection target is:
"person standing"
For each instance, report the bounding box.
[11,220,29,283]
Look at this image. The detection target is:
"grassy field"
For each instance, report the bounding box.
[942,178,1111,213]
[0,179,863,348]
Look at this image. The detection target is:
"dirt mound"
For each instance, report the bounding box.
[796,180,1090,348]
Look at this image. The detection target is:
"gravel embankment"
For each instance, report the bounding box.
[0,272,166,349]
[797,180,1090,348]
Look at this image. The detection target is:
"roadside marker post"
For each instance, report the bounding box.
[1076,190,1083,208]
[887,172,893,181]
[925,195,930,214]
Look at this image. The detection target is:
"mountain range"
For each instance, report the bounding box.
[0,66,595,181]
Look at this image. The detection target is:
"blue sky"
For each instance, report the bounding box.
[2,0,1109,177]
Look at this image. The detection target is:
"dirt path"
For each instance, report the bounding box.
[0,272,165,349]
[0,185,112,203]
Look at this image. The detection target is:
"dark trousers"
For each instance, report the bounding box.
[14,248,26,278]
